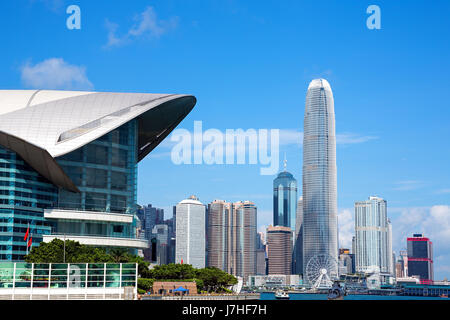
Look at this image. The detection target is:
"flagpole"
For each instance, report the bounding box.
[26,222,29,256]
[63,233,66,263]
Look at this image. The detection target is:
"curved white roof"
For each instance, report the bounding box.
[179,196,203,205]
[307,78,332,92]
[0,90,196,192]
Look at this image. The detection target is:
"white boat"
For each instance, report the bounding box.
[274,290,290,300]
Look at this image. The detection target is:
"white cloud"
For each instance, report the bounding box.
[336,133,378,145]
[390,205,450,252]
[278,129,303,146]
[338,208,354,249]
[30,0,64,12]
[104,6,178,48]
[21,58,93,90]
[393,180,424,191]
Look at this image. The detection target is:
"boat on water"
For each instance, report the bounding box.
[440,294,448,298]
[274,290,290,300]
[327,281,347,300]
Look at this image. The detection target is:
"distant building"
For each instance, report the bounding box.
[230,201,257,281]
[339,248,355,275]
[247,274,300,288]
[354,196,392,275]
[256,232,266,275]
[273,160,297,229]
[137,204,165,240]
[267,225,292,275]
[293,196,303,275]
[175,196,205,268]
[387,219,394,274]
[396,259,404,278]
[206,200,257,281]
[149,224,170,265]
[207,200,232,271]
[407,234,433,284]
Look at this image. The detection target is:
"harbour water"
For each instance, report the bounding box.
[260,292,447,300]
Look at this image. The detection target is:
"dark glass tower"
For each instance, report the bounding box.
[273,160,297,229]
[407,234,433,284]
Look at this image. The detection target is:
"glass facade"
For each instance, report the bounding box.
[50,120,138,240]
[302,79,338,276]
[56,120,137,214]
[0,262,137,289]
[407,235,433,283]
[0,120,140,261]
[0,147,57,261]
[273,171,297,229]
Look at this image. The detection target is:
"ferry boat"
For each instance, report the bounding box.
[274,290,290,300]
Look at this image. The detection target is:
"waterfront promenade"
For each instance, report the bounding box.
[140,293,260,300]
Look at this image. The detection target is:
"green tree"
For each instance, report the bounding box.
[148,263,197,280]
[25,239,112,263]
[195,267,238,293]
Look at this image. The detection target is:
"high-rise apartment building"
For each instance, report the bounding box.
[175,196,205,268]
[207,200,232,271]
[267,225,292,275]
[407,234,433,284]
[273,161,297,229]
[302,79,338,276]
[230,201,257,281]
[354,196,392,274]
[206,200,257,280]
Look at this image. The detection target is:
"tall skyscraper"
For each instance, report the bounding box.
[407,234,433,284]
[207,200,232,271]
[206,200,257,281]
[293,196,303,274]
[267,225,292,275]
[273,160,297,229]
[354,196,392,274]
[175,195,205,268]
[302,79,338,275]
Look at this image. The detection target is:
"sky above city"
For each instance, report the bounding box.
[1,0,450,279]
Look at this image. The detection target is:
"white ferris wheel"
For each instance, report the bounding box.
[305,254,339,289]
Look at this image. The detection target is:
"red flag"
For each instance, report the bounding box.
[27,237,32,248]
[24,227,30,241]
[181,259,183,264]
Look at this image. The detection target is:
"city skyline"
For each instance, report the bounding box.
[1,1,449,280]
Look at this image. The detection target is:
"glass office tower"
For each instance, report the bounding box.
[0,147,57,261]
[407,234,433,284]
[302,79,338,276]
[273,162,297,229]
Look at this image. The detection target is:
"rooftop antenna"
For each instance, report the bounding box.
[283,153,287,172]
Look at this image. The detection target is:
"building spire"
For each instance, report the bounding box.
[283,153,287,172]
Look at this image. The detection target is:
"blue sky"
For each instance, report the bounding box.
[1,0,450,279]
